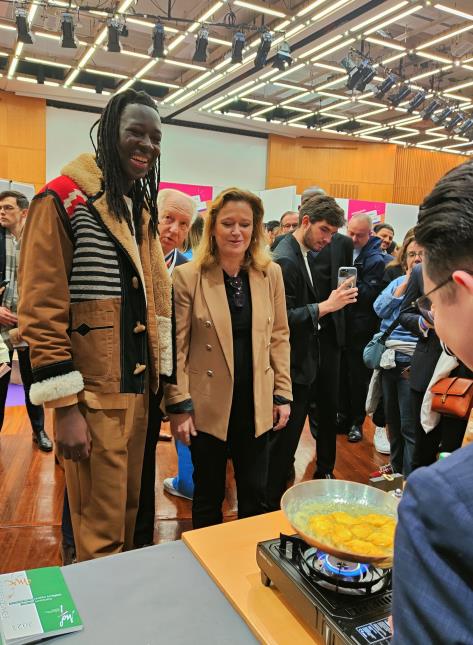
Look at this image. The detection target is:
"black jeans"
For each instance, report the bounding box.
[267,381,313,511]
[309,329,340,475]
[190,411,270,529]
[0,347,44,434]
[411,389,467,470]
[133,387,163,546]
[381,362,415,477]
[344,344,372,428]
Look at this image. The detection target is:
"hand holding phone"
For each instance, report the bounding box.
[337,267,357,289]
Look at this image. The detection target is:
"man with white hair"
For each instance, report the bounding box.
[343,213,385,443]
[134,187,196,547]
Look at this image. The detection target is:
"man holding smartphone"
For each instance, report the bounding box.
[267,195,357,509]
[0,191,51,451]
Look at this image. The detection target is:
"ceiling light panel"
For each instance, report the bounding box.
[234,0,286,17]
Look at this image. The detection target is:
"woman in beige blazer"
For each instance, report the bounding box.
[165,187,292,528]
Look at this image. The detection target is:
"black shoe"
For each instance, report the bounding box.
[33,429,53,452]
[347,426,363,443]
[61,542,77,566]
[313,472,335,480]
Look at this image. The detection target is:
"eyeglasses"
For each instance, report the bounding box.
[226,275,244,308]
[406,250,424,259]
[281,223,297,231]
[415,270,473,321]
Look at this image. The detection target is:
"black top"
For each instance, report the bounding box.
[223,270,253,389]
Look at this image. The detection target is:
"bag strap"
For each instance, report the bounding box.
[380,315,402,343]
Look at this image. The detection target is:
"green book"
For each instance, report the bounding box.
[0,567,83,644]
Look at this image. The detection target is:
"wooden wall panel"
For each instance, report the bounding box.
[0,92,46,191]
[393,147,464,205]
[266,134,396,202]
[266,133,467,206]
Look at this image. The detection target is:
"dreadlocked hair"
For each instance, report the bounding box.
[90,89,161,242]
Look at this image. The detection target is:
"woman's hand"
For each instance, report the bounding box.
[169,412,197,446]
[273,403,291,431]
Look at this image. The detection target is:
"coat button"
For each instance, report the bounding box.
[207,370,213,377]
[132,276,139,289]
[206,344,212,351]
[133,322,146,334]
[133,363,147,375]
[204,320,212,328]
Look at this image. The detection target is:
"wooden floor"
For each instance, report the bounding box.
[0,405,385,574]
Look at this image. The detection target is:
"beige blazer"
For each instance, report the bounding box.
[165,261,292,441]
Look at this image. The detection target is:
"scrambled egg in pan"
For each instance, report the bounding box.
[307,511,396,558]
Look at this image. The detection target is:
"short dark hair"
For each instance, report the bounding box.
[299,194,345,228]
[280,210,298,225]
[266,220,280,232]
[416,160,473,284]
[0,190,29,210]
[374,222,394,235]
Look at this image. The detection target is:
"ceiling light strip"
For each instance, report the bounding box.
[297,0,330,18]
[418,23,473,50]
[349,1,408,32]
[365,37,405,51]
[234,0,286,17]
[300,34,343,59]
[364,4,422,36]
[311,38,355,61]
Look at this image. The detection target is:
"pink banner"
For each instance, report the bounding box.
[347,199,386,224]
[159,181,213,203]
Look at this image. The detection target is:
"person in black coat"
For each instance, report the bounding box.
[267,195,357,509]
[343,215,386,442]
[308,232,353,462]
[399,263,470,469]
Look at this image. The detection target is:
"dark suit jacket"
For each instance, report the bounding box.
[392,442,473,644]
[312,232,353,348]
[273,234,320,387]
[399,264,441,392]
[0,226,6,282]
[175,249,188,268]
[346,236,385,346]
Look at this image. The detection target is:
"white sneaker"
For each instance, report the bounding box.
[374,427,390,455]
[163,477,193,500]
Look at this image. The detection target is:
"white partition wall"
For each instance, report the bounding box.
[46,106,268,191]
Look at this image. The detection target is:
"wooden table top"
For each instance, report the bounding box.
[183,511,321,645]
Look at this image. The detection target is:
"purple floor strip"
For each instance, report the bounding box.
[6,383,25,407]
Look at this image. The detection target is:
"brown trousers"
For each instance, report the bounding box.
[61,393,148,562]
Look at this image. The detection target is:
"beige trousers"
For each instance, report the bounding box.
[61,393,148,562]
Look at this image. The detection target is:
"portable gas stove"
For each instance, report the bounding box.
[256,534,392,645]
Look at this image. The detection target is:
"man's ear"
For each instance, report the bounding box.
[452,270,473,294]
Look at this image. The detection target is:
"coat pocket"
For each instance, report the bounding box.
[70,301,115,380]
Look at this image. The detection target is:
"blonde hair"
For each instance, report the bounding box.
[194,187,271,271]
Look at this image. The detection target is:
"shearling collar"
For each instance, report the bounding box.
[61,153,102,197]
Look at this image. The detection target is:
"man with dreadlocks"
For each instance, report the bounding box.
[18,90,173,562]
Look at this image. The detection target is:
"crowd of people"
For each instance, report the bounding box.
[1,89,472,641]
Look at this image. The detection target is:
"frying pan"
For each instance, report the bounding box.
[281,479,398,569]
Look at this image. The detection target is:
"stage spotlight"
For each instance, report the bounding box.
[456,117,473,137]
[344,58,375,92]
[150,22,165,58]
[231,30,245,64]
[193,26,209,62]
[445,112,463,132]
[60,12,77,49]
[272,41,292,70]
[374,74,396,98]
[107,19,122,52]
[388,84,411,107]
[432,105,453,125]
[421,98,442,120]
[15,7,34,44]
[255,30,272,69]
[407,90,426,113]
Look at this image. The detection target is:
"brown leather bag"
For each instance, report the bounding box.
[431,377,473,419]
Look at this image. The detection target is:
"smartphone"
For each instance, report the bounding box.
[337,267,357,289]
[0,279,9,288]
